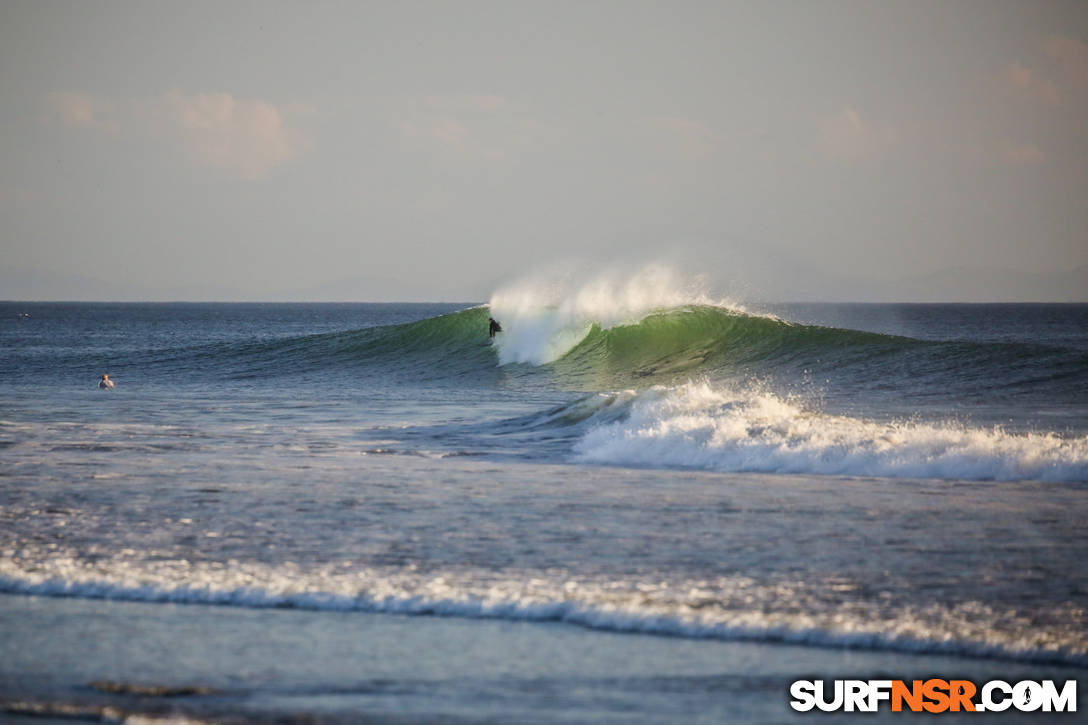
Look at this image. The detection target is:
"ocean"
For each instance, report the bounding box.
[2,279,1087,722]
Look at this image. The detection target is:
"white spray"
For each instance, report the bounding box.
[487,263,736,365]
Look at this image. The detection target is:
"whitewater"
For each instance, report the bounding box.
[2,270,1087,722]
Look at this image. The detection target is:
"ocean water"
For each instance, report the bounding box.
[2,277,1087,722]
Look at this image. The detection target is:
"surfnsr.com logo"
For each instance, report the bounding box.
[790,679,1077,713]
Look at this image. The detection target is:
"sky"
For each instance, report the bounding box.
[1,0,1086,302]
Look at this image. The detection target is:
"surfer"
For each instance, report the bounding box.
[98,374,114,389]
[488,317,502,338]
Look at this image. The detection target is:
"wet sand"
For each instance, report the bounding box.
[2,593,1084,724]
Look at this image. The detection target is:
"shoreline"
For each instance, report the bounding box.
[3,593,1086,724]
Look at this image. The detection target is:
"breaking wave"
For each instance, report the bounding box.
[488,264,736,365]
[1,552,1084,666]
[567,382,1088,482]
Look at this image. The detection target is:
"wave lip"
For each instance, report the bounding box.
[1,553,1085,667]
[572,382,1088,482]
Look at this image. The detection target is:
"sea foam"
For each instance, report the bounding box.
[573,381,1088,482]
[1,549,1083,666]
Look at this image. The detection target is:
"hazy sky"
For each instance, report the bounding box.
[2,0,1086,302]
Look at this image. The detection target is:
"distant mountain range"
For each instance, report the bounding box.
[2,264,1085,303]
[802,263,1088,303]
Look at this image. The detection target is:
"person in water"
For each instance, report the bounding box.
[489,317,502,338]
[98,373,114,389]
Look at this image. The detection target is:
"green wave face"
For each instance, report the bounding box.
[346,306,493,359]
[329,306,501,383]
[545,305,909,388]
[549,307,733,385]
[165,306,499,385]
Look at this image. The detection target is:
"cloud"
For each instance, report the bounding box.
[430,117,470,145]
[395,93,546,162]
[820,107,899,160]
[44,90,305,179]
[1002,62,1062,106]
[46,91,119,133]
[999,36,1088,109]
[400,115,470,147]
[998,141,1045,166]
[1045,35,1088,90]
[976,36,1088,167]
[161,91,299,179]
[955,133,1047,168]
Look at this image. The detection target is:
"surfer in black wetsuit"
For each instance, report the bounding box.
[489,317,502,338]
